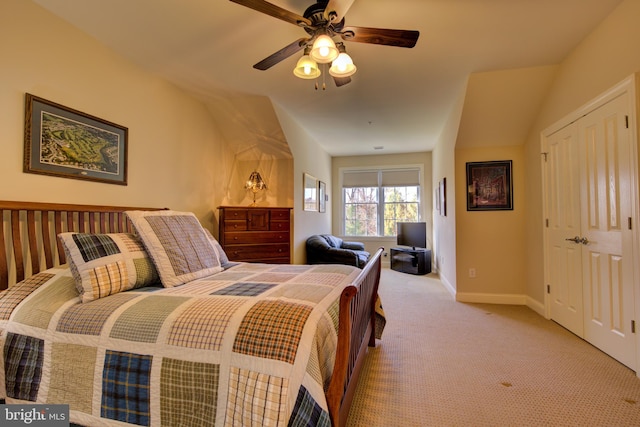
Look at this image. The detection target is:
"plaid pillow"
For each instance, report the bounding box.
[125,210,222,287]
[59,233,159,303]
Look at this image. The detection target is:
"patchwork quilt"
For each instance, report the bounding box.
[0,262,373,427]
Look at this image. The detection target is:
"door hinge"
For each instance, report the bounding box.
[541,152,548,162]
[632,320,636,334]
[629,217,632,230]
[547,284,551,294]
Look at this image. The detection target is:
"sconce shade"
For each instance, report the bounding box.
[245,170,267,206]
[310,34,339,64]
[329,52,357,77]
[294,54,321,79]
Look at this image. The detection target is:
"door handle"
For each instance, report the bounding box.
[565,236,589,245]
[565,236,581,244]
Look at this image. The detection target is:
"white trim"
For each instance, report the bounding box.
[526,296,546,317]
[338,164,425,236]
[456,292,527,305]
[439,272,456,298]
[540,73,640,375]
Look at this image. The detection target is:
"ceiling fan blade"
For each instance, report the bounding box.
[324,0,356,22]
[230,0,311,27]
[340,26,419,48]
[333,75,352,87]
[253,38,308,70]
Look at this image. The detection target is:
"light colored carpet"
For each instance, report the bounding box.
[346,268,640,426]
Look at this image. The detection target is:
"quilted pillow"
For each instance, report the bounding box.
[59,233,160,303]
[125,210,223,287]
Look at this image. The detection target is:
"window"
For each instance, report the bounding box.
[342,167,422,237]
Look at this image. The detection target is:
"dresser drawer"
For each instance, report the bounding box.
[223,209,247,221]
[225,243,290,261]
[224,231,289,244]
[269,210,290,221]
[269,221,289,231]
[223,221,247,232]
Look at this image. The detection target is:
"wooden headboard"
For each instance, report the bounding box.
[0,200,164,290]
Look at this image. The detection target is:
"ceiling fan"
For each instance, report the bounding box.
[229,0,420,87]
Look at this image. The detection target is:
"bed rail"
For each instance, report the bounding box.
[0,201,164,290]
[326,247,383,427]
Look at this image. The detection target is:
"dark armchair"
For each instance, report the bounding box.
[306,234,370,268]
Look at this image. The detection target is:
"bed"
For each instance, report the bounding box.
[0,200,383,427]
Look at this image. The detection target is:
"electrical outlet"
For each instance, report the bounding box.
[469,268,476,278]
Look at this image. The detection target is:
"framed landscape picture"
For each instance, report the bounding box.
[466,160,513,211]
[24,93,128,185]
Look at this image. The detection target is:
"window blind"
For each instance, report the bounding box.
[381,169,420,186]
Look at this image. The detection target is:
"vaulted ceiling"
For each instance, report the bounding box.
[33,0,622,156]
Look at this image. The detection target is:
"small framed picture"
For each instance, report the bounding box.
[303,173,318,211]
[466,160,513,211]
[318,181,326,213]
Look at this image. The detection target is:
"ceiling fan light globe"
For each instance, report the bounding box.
[310,34,339,63]
[294,55,321,79]
[329,53,356,77]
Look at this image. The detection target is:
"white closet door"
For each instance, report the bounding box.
[579,93,636,369]
[545,123,583,336]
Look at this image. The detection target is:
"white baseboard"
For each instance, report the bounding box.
[439,273,456,298]
[455,292,527,305]
[526,296,546,317]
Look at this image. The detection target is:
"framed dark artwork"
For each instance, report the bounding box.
[24,93,128,185]
[303,173,318,211]
[318,180,326,213]
[466,160,513,211]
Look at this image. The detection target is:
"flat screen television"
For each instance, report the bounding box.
[396,222,427,250]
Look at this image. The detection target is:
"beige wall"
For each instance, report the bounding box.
[433,90,466,293]
[523,0,640,305]
[331,152,433,265]
[0,0,232,232]
[273,104,332,264]
[455,146,525,302]
[206,94,294,213]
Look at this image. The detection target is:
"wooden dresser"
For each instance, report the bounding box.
[217,206,292,264]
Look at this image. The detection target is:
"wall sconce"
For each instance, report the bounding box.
[245,170,267,207]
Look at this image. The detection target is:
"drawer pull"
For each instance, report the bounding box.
[234,237,238,240]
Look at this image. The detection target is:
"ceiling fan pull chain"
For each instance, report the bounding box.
[323,63,327,90]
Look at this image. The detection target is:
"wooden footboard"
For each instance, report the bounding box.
[0,200,164,290]
[326,247,383,427]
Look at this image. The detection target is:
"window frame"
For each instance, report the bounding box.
[340,165,424,237]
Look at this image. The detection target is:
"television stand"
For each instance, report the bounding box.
[390,247,432,275]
